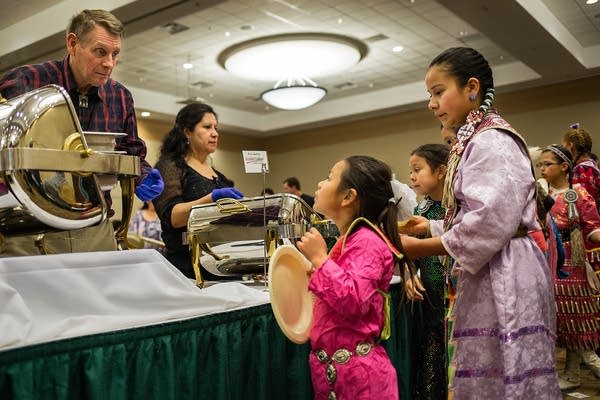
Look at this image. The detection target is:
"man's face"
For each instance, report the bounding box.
[67,25,121,92]
[283,182,295,194]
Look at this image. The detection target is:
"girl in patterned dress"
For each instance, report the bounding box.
[399,47,561,399]
[408,143,449,400]
[128,201,163,251]
[538,144,600,390]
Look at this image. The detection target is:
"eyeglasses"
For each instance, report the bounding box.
[535,162,561,169]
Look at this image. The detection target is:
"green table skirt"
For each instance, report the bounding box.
[0,285,415,399]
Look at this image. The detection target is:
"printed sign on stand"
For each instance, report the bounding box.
[242,150,269,173]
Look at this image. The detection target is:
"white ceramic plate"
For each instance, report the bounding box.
[268,245,314,344]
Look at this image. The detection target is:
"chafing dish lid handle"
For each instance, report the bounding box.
[216,198,251,214]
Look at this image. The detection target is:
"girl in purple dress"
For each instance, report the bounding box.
[399,47,561,399]
[296,155,420,400]
[128,201,163,250]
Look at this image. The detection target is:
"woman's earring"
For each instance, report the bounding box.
[185,137,190,145]
[469,93,477,101]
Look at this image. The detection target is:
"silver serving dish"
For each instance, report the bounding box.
[187,193,338,286]
[0,84,140,238]
[82,131,127,153]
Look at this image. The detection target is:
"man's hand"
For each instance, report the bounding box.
[135,169,164,201]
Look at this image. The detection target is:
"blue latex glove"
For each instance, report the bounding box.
[135,168,164,201]
[211,187,244,202]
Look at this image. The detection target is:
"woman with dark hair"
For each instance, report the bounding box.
[399,47,561,398]
[154,103,243,279]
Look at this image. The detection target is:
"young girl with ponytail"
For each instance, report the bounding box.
[538,144,600,390]
[399,47,561,398]
[296,155,420,400]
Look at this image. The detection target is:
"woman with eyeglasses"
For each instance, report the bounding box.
[538,144,600,391]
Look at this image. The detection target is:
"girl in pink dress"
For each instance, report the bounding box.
[296,155,420,400]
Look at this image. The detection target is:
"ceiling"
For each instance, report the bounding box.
[0,0,599,137]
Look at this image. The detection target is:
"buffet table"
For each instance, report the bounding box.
[0,250,415,400]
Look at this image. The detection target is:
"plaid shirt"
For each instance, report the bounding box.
[0,56,151,207]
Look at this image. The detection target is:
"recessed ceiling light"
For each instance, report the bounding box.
[392,45,404,53]
[225,31,231,37]
[161,21,189,35]
[183,62,193,69]
[140,111,151,117]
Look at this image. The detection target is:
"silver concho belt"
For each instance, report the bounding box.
[314,342,373,365]
[313,342,374,400]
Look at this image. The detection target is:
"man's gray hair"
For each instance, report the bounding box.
[67,9,124,42]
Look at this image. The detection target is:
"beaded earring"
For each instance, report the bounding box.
[468,93,477,101]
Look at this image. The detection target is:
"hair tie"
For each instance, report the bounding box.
[480,88,495,113]
[389,196,402,205]
[569,122,580,129]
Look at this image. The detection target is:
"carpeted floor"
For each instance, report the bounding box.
[557,347,600,399]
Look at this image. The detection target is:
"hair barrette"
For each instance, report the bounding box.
[569,122,580,129]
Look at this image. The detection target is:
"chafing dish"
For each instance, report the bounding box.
[0,84,140,247]
[187,193,338,287]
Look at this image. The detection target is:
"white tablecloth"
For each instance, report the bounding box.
[0,249,269,351]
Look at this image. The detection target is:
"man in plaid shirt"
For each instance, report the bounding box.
[0,9,164,255]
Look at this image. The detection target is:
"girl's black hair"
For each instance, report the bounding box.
[429,47,494,97]
[158,102,217,169]
[339,156,415,282]
[340,156,396,228]
[411,143,449,171]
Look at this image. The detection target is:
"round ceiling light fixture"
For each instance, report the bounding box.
[218,33,368,82]
[218,33,367,109]
[261,82,327,111]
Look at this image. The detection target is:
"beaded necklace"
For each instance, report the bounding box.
[442,88,495,228]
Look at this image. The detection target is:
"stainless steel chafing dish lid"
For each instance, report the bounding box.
[187,193,335,243]
[0,84,140,235]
